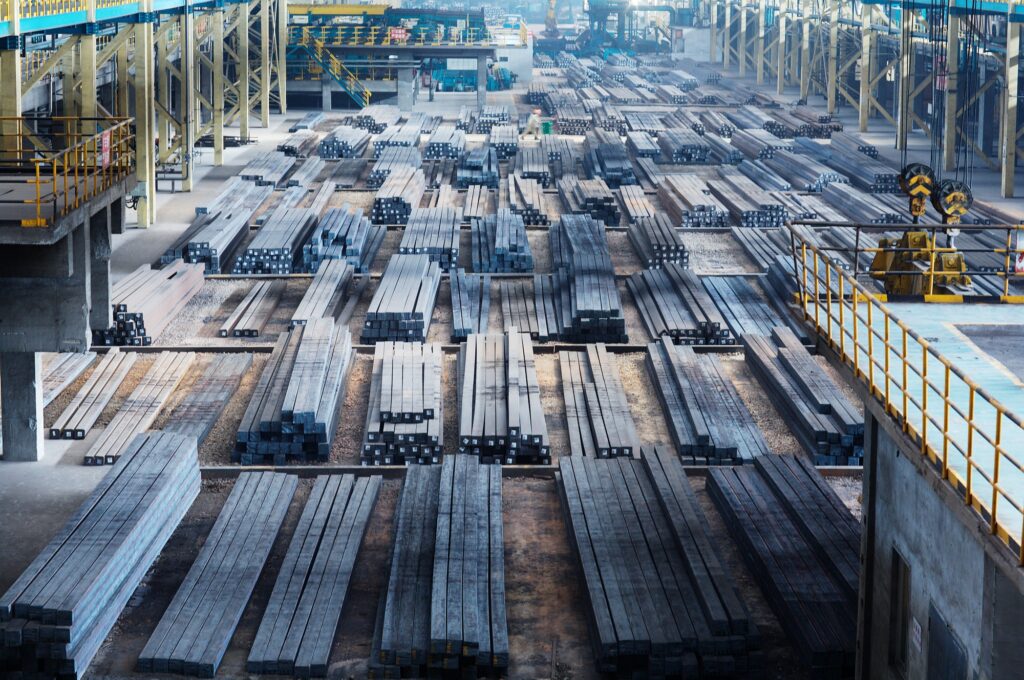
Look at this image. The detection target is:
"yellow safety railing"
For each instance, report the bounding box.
[295,28,370,107]
[0,117,135,227]
[17,0,87,19]
[790,226,1024,563]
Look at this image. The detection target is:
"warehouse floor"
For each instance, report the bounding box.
[0,28,919,680]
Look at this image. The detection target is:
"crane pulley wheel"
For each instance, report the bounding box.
[899,163,936,198]
[932,178,973,219]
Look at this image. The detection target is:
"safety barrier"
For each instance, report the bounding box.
[790,225,1024,563]
[0,117,135,227]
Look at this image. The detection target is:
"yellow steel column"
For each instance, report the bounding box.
[260,0,271,125]
[116,40,130,117]
[239,2,251,140]
[62,45,78,117]
[710,0,718,63]
[213,9,225,165]
[156,26,170,161]
[859,4,873,132]
[1001,20,1019,197]
[943,14,959,172]
[724,1,732,67]
[756,0,765,84]
[0,49,22,153]
[134,21,156,227]
[276,0,288,114]
[799,1,810,98]
[738,3,747,77]
[180,12,195,191]
[896,9,914,150]
[827,0,839,113]
[776,0,787,93]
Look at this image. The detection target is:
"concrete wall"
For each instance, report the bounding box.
[859,403,1024,680]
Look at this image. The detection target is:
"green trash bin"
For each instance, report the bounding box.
[541,120,553,135]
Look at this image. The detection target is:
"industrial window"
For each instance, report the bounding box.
[889,548,911,677]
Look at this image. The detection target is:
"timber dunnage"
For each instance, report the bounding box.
[559,345,640,457]
[247,475,381,676]
[0,432,200,680]
[94,262,204,346]
[457,331,549,463]
[450,269,491,340]
[163,353,253,445]
[647,339,770,463]
[49,350,136,439]
[137,472,298,677]
[219,280,284,338]
[361,341,443,465]
[82,351,195,465]
[235,321,355,463]
[361,254,442,343]
[471,209,533,273]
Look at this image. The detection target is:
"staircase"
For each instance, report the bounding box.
[289,28,371,108]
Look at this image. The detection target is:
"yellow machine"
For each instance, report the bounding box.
[870,163,974,296]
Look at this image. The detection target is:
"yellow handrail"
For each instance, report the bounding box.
[789,225,1024,563]
[297,28,370,107]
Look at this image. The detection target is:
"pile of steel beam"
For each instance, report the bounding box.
[763,150,849,192]
[49,350,135,440]
[232,205,318,274]
[617,184,654,223]
[457,147,500,188]
[291,259,354,327]
[373,122,423,158]
[657,127,711,164]
[278,131,319,158]
[488,125,519,159]
[94,261,204,345]
[514,146,551,187]
[730,128,793,159]
[559,345,640,457]
[354,105,401,133]
[657,174,729,228]
[507,174,548,225]
[463,184,489,221]
[475,105,511,133]
[361,254,441,343]
[708,170,786,228]
[583,128,636,187]
[240,151,295,186]
[626,130,660,158]
[831,131,877,158]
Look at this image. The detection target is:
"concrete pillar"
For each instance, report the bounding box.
[738,5,747,76]
[321,73,333,110]
[397,67,415,111]
[89,207,111,331]
[776,0,787,93]
[0,48,23,154]
[260,0,271,125]
[277,0,288,114]
[710,0,718,63]
[896,10,914,151]
[723,1,731,67]
[79,35,97,133]
[62,48,77,117]
[179,13,196,191]
[477,57,487,108]
[943,14,960,172]
[1002,22,1019,198]
[239,2,251,140]
[213,10,225,166]
[134,22,156,227]
[859,5,873,132]
[827,1,839,113]
[0,353,44,462]
[116,42,130,118]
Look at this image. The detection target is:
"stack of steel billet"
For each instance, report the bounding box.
[318,125,371,159]
[289,111,325,132]
[823,147,901,193]
[507,174,548,225]
[514,146,550,187]
[232,206,318,273]
[625,130,660,158]
[831,130,878,158]
[730,128,792,159]
[700,110,735,137]
[49,350,136,440]
[526,82,550,105]
[220,280,284,336]
[634,157,662,186]
[368,146,422,188]
[373,122,423,158]
[354,104,400,133]
[476,104,511,133]
[763,150,849,192]
[617,184,654,223]
[702,274,805,340]
[628,263,732,343]
[541,135,579,164]
[463,184,489,220]
[647,339,770,462]
[532,274,560,342]
[743,329,863,464]
[162,354,252,445]
[330,157,367,189]
[82,352,195,465]
[488,125,519,159]
[662,109,705,135]
[608,86,642,104]
[451,268,491,340]
[247,475,381,676]
[369,459,509,678]
[707,171,786,228]
[456,105,477,132]
[821,184,903,223]
[398,207,461,271]
[628,213,688,268]
[654,82,687,104]
[457,331,549,463]
[361,341,444,465]
[240,150,295,185]
[724,104,776,131]
[138,472,296,677]
[730,227,789,271]
[164,178,273,273]
[499,280,541,339]
[707,463,857,676]
[425,183,458,210]
[770,192,816,221]
[548,215,626,342]
[657,127,710,164]
[278,130,320,158]
[768,109,830,139]
[235,321,355,463]
[593,102,626,134]
[361,254,441,343]
[93,261,204,345]
[285,157,325,188]
[471,209,533,273]
[665,68,700,90]
[559,345,640,457]
[456,147,500,188]
[421,158,456,189]
[39,353,95,397]
[425,123,466,160]
[304,204,384,273]
[792,105,834,126]
[657,174,729,228]
[737,159,792,191]
[372,167,426,225]
[704,132,745,164]
[0,432,200,680]
[583,128,636,187]
[555,104,592,134]
[557,176,621,224]
[624,111,665,134]
[558,453,763,678]
[291,259,354,327]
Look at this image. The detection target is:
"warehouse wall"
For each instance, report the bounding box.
[859,404,1024,680]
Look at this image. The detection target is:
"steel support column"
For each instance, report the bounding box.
[134,22,156,227]
[0,49,21,152]
[800,2,810,98]
[276,0,287,114]
[896,10,914,150]
[827,1,839,113]
[239,1,251,140]
[776,0,787,93]
[1001,21,1019,197]
[260,0,271,125]
[756,0,765,84]
[116,41,130,117]
[859,4,873,131]
[213,10,225,165]
[738,4,747,77]
[710,0,718,62]
[180,12,196,191]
